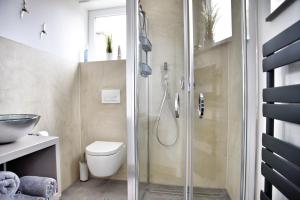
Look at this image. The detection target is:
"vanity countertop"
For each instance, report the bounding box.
[0,135,59,164]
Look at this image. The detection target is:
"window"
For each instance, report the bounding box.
[88,7,126,61]
[210,0,232,42]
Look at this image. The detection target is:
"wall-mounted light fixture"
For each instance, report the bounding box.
[20,0,30,19]
[40,23,47,39]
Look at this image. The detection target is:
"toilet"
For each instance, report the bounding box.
[85,141,126,177]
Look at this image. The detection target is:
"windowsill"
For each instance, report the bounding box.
[80,59,126,64]
[195,37,232,53]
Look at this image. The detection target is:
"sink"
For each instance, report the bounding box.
[0,114,40,144]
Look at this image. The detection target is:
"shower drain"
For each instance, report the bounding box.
[141,185,230,200]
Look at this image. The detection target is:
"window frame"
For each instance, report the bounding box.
[88,6,126,60]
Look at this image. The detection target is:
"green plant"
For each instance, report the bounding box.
[106,35,113,53]
[201,1,218,42]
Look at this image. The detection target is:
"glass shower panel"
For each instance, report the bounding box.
[137,0,187,199]
[192,0,243,199]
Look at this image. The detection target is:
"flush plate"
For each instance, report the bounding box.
[101,89,120,104]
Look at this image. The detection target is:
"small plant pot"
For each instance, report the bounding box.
[106,53,113,60]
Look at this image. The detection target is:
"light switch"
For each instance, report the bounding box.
[101,89,120,104]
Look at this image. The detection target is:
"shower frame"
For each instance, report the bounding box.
[126,0,256,199]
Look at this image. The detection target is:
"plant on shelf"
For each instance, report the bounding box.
[106,35,113,54]
[201,1,218,46]
[96,32,113,60]
[105,34,113,60]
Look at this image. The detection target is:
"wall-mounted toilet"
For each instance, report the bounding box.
[86,141,126,177]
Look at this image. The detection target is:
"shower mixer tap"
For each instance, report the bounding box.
[198,93,205,118]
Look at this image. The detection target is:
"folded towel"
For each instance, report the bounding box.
[0,171,20,197]
[18,176,56,199]
[13,194,46,200]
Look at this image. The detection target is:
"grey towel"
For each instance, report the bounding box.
[18,176,56,199]
[0,171,20,197]
[13,194,46,200]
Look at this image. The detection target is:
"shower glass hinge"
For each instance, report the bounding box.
[187,79,195,92]
[187,82,192,92]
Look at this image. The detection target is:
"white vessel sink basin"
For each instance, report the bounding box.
[0,114,40,144]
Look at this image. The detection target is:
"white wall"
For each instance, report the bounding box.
[256,1,300,199]
[0,0,87,61]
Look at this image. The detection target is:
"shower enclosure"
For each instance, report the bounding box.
[127,0,248,199]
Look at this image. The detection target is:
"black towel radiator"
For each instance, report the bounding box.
[261,20,300,200]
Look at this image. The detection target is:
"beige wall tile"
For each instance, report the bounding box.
[225,0,243,199]
[0,37,81,190]
[193,42,230,188]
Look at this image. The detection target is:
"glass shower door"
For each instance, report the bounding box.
[127,0,245,199]
[136,0,188,199]
[191,0,243,199]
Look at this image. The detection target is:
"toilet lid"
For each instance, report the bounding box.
[86,141,124,156]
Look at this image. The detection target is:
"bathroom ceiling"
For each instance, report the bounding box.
[79,0,126,10]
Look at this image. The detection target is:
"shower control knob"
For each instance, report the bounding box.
[198,93,205,118]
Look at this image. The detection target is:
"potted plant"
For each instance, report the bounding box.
[201,2,218,46]
[96,32,113,60]
[106,34,113,60]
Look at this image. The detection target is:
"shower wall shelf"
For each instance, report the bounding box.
[261,20,300,200]
[195,37,232,53]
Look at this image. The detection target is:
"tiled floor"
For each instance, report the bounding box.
[62,179,230,200]
[62,179,126,200]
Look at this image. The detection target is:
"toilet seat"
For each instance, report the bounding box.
[86,141,124,156]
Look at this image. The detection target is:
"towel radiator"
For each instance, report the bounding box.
[261,20,300,200]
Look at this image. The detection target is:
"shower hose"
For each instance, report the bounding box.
[154,80,179,147]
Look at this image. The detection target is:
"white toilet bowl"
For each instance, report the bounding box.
[86,141,126,177]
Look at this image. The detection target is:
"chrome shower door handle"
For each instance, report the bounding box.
[198,93,205,118]
[175,93,180,118]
